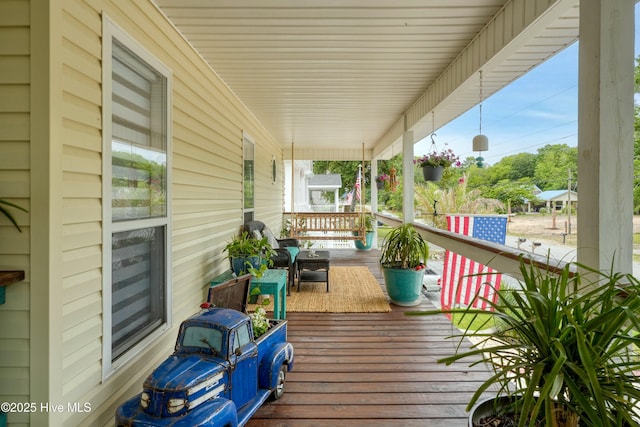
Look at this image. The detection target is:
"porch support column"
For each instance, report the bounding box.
[334,189,339,212]
[371,160,378,214]
[402,131,415,223]
[577,0,634,274]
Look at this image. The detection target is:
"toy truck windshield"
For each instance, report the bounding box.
[179,325,223,356]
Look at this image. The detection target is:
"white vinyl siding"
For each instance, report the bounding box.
[102,18,172,375]
[52,2,284,425]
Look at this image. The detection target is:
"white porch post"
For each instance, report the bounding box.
[371,160,378,214]
[334,189,339,212]
[402,131,415,223]
[577,0,634,274]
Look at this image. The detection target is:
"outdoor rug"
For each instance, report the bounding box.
[254,266,391,313]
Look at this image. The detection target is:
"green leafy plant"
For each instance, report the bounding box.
[379,223,428,269]
[0,199,27,232]
[224,231,269,258]
[412,259,640,427]
[355,213,375,232]
[246,262,269,279]
[224,231,276,275]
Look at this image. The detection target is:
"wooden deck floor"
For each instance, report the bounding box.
[247,249,492,427]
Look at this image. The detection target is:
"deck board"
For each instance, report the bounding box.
[247,248,492,427]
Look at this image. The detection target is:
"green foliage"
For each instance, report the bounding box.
[484,178,537,209]
[412,260,640,427]
[488,153,537,182]
[355,213,375,231]
[533,144,577,190]
[463,145,576,195]
[414,179,504,229]
[313,160,367,199]
[379,223,429,269]
[224,231,276,266]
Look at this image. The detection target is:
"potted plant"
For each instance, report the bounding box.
[224,231,275,277]
[375,174,390,190]
[353,214,375,251]
[415,148,460,182]
[379,223,429,306]
[413,259,640,427]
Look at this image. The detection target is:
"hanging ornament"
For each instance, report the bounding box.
[389,167,398,192]
[472,70,488,167]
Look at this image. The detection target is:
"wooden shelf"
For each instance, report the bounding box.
[0,270,25,287]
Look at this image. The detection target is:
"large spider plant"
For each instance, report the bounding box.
[379,223,428,269]
[412,259,640,427]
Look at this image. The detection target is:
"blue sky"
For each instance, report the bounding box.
[414,5,639,166]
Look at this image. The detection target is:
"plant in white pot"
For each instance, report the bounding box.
[379,223,429,306]
[412,259,640,427]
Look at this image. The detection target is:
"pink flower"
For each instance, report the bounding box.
[416,148,460,168]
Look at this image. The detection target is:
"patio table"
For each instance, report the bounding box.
[296,250,331,292]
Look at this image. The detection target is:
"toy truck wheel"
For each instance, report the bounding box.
[271,365,286,400]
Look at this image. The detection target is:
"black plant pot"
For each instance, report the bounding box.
[422,165,444,182]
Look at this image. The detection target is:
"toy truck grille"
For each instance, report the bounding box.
[141,372,226,417]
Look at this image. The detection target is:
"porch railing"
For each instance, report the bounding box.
[285,212,367,243]
[375,213,575,281]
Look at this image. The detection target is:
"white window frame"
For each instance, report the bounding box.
[101,16,173,380]
[243,132,255,222]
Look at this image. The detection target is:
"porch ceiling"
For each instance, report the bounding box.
[153,0,579,160]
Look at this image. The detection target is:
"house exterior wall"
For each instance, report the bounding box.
[0,0,284,426]
[0,1,31,426]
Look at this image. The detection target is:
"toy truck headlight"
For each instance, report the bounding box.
[140,392,151,409]
[167,398,186,414]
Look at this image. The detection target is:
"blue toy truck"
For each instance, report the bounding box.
[115,305,294,426]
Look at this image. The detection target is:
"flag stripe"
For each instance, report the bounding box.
[440,215,507,311]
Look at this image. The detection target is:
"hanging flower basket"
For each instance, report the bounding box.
[422,165,444,182]
[375,174,389,190]
[414,138,460,183]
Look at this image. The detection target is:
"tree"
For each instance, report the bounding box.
[484,178,537,218]
[533,144,577,190]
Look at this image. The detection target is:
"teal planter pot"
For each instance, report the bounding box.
[382,267,424,306]
[231,256,262,275]
[354,231,374,251]
[0,411,6,427]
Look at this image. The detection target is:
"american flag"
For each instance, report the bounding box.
[440,215,507,312]
[354,169,361,202]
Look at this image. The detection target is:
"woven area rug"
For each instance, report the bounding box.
[254,266,391,313]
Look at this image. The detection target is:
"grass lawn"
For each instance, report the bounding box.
[450,310,496,332]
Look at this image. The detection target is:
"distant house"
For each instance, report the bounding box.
[307,174,343,212]
[535,190,578,212]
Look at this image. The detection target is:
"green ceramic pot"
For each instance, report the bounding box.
[382,267,424,306]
